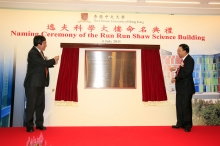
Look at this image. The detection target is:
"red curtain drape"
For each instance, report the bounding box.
[55,48,79,102]
[141,49,167,102]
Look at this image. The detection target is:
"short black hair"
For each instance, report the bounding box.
[179,44,189,53]
[33,35,46,46]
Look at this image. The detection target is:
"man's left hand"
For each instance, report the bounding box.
[171,78,176,83]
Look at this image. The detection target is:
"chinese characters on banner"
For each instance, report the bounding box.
[10,13,206,42]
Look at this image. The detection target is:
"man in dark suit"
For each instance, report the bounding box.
[24,35,59,132]
[170,44,195,132]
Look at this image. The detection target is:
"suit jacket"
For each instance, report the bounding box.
[24,46,56,87]
[175,54,195,94]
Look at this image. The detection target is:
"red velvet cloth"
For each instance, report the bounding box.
[141,49,167,102]
[55,48,79,102]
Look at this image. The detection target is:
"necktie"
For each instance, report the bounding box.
[40,51,49,78]
[176,59,183,76]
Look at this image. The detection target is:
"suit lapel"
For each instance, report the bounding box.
[183,54,190,62]
[32,46,45,59]
[180,54,190,73]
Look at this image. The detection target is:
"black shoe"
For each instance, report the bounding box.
[36,126,46,130]
[184,129,191,132]
[172,125,181,129]
[26,127,34,132]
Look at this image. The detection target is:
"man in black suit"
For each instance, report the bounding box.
[170,44,195,132]
[24,35,59,132]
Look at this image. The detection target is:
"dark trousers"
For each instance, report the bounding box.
[176,94,193,130]
[25,87,45,127]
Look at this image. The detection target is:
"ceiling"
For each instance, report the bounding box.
[0,0,220,15]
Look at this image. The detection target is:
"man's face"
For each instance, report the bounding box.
[38,41,47,51]
[177,46,186,58]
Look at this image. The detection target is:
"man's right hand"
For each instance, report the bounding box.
[54,56,59,64]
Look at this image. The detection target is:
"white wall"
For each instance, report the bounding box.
[0,9,220,126]
[51,49,175,126]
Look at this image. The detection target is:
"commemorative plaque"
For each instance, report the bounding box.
[85,50,136,88]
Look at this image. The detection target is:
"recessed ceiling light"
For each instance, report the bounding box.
[145,1,200,4]
[82,0,137,2]
[208,2,220,4]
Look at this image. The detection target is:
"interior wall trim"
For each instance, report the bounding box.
[60,43,160,50]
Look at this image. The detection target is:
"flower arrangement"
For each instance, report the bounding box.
[26,133,51,146]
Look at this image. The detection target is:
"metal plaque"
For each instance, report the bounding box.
[85,50,136,88]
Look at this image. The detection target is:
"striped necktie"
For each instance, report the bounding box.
[176,59,183,76]
[40,51,49,78]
